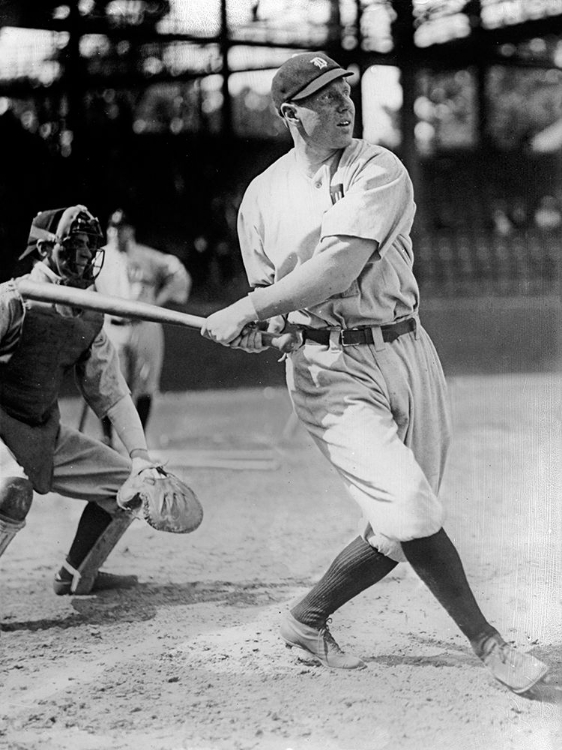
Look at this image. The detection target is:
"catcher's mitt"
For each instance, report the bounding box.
[117,465,203,534]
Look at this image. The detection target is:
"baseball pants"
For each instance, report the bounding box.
[0,425,131,515]
[104,320,164,399]
[285,322,451,562]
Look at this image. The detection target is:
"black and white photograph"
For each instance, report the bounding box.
[0,2,561,749]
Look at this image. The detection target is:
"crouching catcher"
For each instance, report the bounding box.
[0,205,199,597]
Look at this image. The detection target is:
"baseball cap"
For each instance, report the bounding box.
[107,208,133,229]
[271,52,353,111]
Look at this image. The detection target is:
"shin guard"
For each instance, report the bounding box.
[0,477,33,559]
[72,511,134,594]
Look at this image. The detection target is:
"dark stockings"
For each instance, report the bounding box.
[135,395,152,428]
[401,528,498,654]
[56,502,113,581]
[292,529,499,657]
[291,535,398,629]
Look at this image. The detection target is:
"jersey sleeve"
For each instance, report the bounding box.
[321,150,415,259]
[237,182,276,289]
[74,329,130,418]
[156,253,192,305]
[0,280,25,363]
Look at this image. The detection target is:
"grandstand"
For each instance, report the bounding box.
[0,1,561,370]
[415,150,561,297]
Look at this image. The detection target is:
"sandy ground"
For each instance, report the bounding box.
[1,374,561,750]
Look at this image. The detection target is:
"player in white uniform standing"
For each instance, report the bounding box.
[95,209,191,445]
[0,205,158,596]
[201,52,550,695]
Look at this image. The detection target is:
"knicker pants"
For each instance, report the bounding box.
[0,425,131,515]
[104,320,164,399]
[285,323,451,562]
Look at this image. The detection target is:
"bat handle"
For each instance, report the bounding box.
[260,329,303,353]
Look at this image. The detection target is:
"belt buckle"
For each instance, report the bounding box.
[340,329,356,347]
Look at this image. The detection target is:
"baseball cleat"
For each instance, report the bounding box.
[280,612,367,670]
[53,569,138,596]
[479,634,549,694]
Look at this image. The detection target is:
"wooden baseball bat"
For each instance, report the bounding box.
[14,279,302,353]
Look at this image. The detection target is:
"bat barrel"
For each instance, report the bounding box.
[15,279,205,329]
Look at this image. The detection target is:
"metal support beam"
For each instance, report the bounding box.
[220,0,232,139]
[392,0,425,226]
[353,0,365,138]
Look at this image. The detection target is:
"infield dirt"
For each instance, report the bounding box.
[1,375,561,750]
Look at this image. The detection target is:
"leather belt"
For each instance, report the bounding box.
[302,318,416,347]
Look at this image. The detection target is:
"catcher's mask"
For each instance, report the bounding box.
[20,205,105,288]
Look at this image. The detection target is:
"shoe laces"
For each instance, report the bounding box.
[485,637,516,667]
[319,618,344,655]
[493,642,509,664]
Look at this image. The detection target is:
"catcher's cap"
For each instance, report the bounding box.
[19,205,104,261]
[107,208,134,229]
[271,52,353,112]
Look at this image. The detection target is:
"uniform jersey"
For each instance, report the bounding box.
[95,240,191,399]
[236,139,450,562]
[96,240,190,309]
[239,139,419,329]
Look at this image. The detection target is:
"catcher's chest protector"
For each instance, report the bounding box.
[0,302,103,423]
[0,304,104,493]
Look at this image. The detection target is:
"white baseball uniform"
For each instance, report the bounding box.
[238,139,451,561]
[95,240,191,399]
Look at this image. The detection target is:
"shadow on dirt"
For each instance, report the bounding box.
[366,638,562,705]
[0,579,311,633]
[523,679,562,705]
[523,644,562,704]
[365,647,476,671]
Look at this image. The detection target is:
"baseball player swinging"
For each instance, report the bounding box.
[0,205,201,597]
[201,52,550,694]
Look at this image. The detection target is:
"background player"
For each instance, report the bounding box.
[95,209,191,446]
[200,52,550,695]
[0,205,157,595]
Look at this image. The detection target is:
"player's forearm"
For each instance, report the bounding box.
[155,265,191,307]
[248,237,374,321]
[105,396,149,459]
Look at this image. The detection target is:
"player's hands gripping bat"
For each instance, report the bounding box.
[201,300,304,353]
[117,464,203,533]
[14,279,303,353]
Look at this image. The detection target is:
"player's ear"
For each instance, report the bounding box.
[36,240,54,260]
[280,103,299,124]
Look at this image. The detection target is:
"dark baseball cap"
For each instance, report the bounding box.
[107,208,133,228]
[271,52,353,111]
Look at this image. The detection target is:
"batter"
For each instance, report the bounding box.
[201,52,549,695]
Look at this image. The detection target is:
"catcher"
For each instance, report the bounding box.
[0,205,202,597]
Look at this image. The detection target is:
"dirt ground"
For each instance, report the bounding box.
[1,374,561,750]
